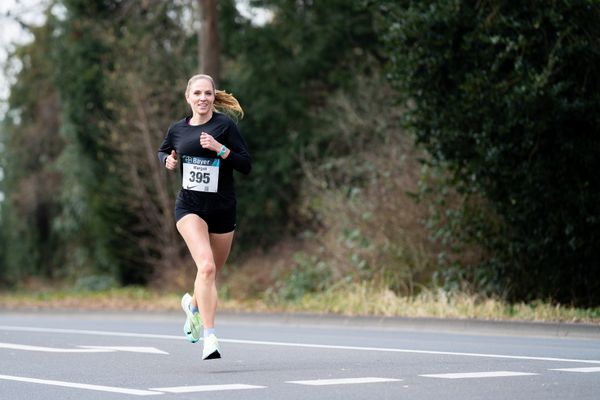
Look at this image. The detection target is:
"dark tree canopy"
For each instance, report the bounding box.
[375,0,600,306]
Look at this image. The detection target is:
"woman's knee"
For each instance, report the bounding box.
[195,258,216,281]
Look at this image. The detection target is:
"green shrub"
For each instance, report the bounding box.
[265,252,333,302]
[375,0,600,306]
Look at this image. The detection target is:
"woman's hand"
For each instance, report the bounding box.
[165,150,178,170]
[200,132,221,153]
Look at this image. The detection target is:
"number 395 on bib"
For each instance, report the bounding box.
[182,156,220,193]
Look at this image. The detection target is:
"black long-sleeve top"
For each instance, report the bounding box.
[157,112,251,212]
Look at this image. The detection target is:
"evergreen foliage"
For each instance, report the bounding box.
[3,0,383,283]
[219,0,379,246]
[375,0,600,305]
[50,0,135,281]
[0,17,64,283]
[102,1,199,284]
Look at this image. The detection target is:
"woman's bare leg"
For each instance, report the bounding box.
[176,214,235,329]
[210,231,235,272]
[176,214,217,328]
[204,231,235,327]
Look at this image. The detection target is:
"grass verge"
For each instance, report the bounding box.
[274,283,600,324]
[1,283,599,324]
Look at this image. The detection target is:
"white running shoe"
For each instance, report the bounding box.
[180,293,202,343]
[202,334,221,360]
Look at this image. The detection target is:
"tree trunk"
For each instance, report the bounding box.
[197,0,220,86]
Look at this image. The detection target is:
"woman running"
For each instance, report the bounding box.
[158,74,251,360]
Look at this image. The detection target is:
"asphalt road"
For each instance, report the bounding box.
[1,311,599,400]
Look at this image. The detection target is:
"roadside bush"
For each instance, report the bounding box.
[265,252,333,302]
[375,0,600,305]
[295,72,439,295]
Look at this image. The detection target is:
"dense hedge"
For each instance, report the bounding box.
[376,0,600,305]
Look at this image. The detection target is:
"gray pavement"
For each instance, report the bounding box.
[1,310,599,399]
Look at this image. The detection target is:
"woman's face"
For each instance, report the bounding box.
[186,78,215,117]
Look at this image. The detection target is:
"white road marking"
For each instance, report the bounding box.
[0,326,182,340]
[1,325,600,365]
[0,374,162,396]
[0,342,167,354]
[420,371,539,379]
[221,338,600,365]
[0,342,114,353]
[550,367,600,373]
[79,346,168,354]
[149,384,265,393]
[287,377,401,385]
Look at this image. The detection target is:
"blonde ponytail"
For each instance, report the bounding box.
[215,89,244,121]
[185,74,244,122]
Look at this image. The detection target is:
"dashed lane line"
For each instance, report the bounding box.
[0,342,168,354]
[286,377,401,385]
[149,384,266,393]
[0,342,115,353]
[1,325,600,365]
[549,367,600,373]
[0,370,596,397]
[420,371,539,379]
[0,374,162,396]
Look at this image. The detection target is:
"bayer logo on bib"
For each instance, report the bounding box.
[182,155,220,193]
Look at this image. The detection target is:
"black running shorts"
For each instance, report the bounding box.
[175,203,236,234]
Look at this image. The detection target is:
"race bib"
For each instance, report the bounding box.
[181,155,220,193]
